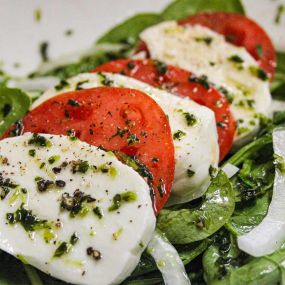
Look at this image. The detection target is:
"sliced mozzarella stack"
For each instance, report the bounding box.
[140,21,272,145]
[0,133,155,285]
[32,72,219,204]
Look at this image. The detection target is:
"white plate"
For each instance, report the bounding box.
[0,0,284,77]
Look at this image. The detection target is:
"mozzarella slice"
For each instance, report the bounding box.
[140,21,272,145]
[32,72,219,204]
[0,133,155,285]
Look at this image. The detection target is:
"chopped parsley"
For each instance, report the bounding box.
[70,232,79,245]
[228,55,244,64]
[55,80,70,91]
[249,66,268,81]
[93,206,103,219]
[75,80,89,90]
[275,4,284,24]
[111,127,128,138]
[48,155,60,164]
[188,75,210,89]
[182,111,197,127]
[154,60,167,75]
[60,189,96,218]
[54,242,72,258]
[194,36,213,45]
[98,72,113,86]
[187,167,195,177]
[6,204,50,233]
[173,130,186,140]
[68,99,80,107]
[28,134,52,147]
[108,191,137,212]
[28,149,36,157]
[71,160,89,174]
[127,133,139,145]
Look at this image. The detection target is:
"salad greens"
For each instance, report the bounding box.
[157,171,235,244]
[97,14,163,45]
[0,87,30,136]
[161,0,245,21]
[0,0,285,284]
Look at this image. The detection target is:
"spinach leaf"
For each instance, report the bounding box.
[157,171,235,244]
[226,191,271,235]
[225,134,272,167]
[231,160,274,202]
[0,251,31,285]
[161,0,245,21]
[271,53,285,100]
[97,14,163,45]
[0,87,30,136]
[204,230,285,285]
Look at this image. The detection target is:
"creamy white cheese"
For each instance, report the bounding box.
[32,72,219,204]
[0,133,155,285]
[140,21,272,145]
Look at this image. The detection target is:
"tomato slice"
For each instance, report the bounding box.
[94,59,235,161]
[178,12,276,79]
[3,87,175,214]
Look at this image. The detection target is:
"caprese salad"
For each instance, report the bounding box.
[1,0,285,284]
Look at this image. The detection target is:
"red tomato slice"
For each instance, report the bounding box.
[94,59,236,161]
[178,12,276,79]
[3,87,175,214]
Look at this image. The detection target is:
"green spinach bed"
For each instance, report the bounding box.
[1,0,285,284]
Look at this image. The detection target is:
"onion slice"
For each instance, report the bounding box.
[222,163,239,179]
[147,231,191,285]
[238,127,285,257]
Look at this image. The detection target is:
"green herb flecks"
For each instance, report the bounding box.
[275,4,285,24]
[154,60,168,75]
[108,191,137,212]
[48,155,60,165]
[28,133,52,148]
[55,80,70,91]
[60,189,96,218]
[93,206,103,219]
[173,130,186,140]
[54,242,72,258]
[34,8,42,22]
[188,75,210,89]
[71,160,89,174]
[195,36,213,46]
[75,80,89,91]
[228,55,244,64]
[6,204,50,233]
[249,66,268,81]
[178,110,197,127]
[127,133,140,145]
